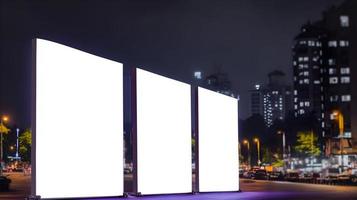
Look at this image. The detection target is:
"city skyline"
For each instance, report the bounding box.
[0,0,343,128]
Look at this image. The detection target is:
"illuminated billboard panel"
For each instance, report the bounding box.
[35,39,123,198]
[198,87,239,192]
[136,68,192,195]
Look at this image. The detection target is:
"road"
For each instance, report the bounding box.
[0,172,30,200]
[1,174,357,200]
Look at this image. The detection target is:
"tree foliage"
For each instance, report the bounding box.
[19,129,32,162]
[294,131,320,157]
[0,123,10,134]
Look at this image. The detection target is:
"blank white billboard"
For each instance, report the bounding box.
[136,68,192,195]
[198,87,239,192]
[35,39,123,198]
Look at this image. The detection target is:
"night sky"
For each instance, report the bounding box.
[0,0,343,128]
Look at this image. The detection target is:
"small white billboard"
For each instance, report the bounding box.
[135,68,192,195]
[198,87,239,192]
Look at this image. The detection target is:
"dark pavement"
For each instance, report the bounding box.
[1,174,357,200]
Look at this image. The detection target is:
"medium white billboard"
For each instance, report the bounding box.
[136,68,192,195]
[198,87,239,192]
[35,39,123,198]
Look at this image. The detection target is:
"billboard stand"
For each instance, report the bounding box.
[196,87,240,193]
[131,67,140,196]
[30,39,37,199]
[192,86,199,194]
[32,39,125,199]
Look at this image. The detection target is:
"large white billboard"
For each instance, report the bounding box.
[35,39,124,198]
[136,68,192,195]
[198,87,239,192]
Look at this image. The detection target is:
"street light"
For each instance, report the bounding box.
[254,138,261,165]
[243,139,251,168]
[332,110,345,171]
[0,115,10,176]
[277,130,286,171]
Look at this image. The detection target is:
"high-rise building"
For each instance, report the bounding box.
[249,70,293,127]
[193,71,235,97]
[292,0,357,158]
[249,84,263,116]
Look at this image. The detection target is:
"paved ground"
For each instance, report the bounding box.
[0,172,31,199]
[1,174,357,200]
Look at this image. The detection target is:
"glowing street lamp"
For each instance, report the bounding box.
[332,110,345,170]
[254,138,261,165]
[243,139,251,168]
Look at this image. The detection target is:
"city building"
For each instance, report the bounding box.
[193,70,235,97]
[292,0,357,163]
[249,84,263,116]
[249,70,293,127]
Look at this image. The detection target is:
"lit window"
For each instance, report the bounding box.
[303,71,309,76]
[341,95,351,102]
[328,59,335,65]
[293,61,297,66]
[341,67,350,74]
[294,98,297,103]
[313,56,319,62]
[194,71,202,79]
[303,57,309,61]
[328,41,337,47]
[298,57,303,62]
[321,113,324,118]
[308,41,315,46]
[314,80,320,84]
[322,122,325,128]
[304,79,309,84]
[329,68,336,74]
[294,105,298,110]
[299,40,307,45]
[300,102,304,107]
[340,40,349,47]
[299,109,305,114]
[330,95,338,102]
[304,101,310,107]
[294,90,297,95]
[340,15,349,27]
[329,77,338,84]
[341,76,350,84]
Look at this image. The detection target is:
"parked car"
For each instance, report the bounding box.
[239,169,244,178]
[0,176,11,191]
[268,171,284,181]
[300,172,320,183]
[242,170,254,179]
[285,172,300,182]
[253,169,268,180]
[321,168,339,183]
[337,169,357,185]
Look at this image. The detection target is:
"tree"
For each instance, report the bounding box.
[294,131,320,157]
[19,129,32,162]
[0,123,10,134]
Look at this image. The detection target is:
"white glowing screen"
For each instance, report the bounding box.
[198,87,239,192]
[36,39,123,198]
[136,69,192,195]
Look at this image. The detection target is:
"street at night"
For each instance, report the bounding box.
[2,0,357,199]
[1,174,357,200]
